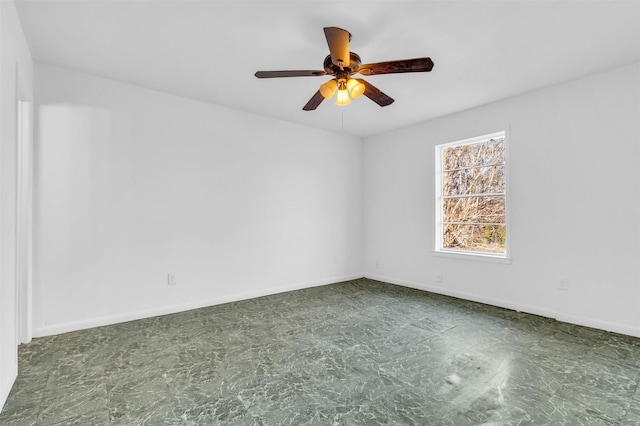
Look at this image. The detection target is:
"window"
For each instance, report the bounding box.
[435,131,508,259]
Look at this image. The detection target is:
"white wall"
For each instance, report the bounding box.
[0,0,34,411]
[364,63,640,337]
[30,61,640,341]
[33,63,362,336]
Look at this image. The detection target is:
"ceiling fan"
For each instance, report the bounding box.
[255,27,435,111]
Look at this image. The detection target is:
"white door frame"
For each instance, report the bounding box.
[16,67,33,345]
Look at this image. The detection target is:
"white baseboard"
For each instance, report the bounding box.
[32,272,640,340]
[0,366,18,413]
[365,273,555,318]
[365,273,640,339]
[555,313,640,339]
[33,273,364,338]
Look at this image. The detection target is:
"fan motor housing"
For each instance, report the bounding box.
[324,52,362,76]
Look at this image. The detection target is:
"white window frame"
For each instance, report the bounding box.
[434,131,511,264]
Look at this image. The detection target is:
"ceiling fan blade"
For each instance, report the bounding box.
[355,79,394,107]
[323,27,351,68]
[255,70,326,78]
[357,57,434,76]
[302,90,325,111]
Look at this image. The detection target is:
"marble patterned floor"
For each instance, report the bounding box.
[2,278,640,425]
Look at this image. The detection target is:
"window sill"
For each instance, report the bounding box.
[432,250,512,264]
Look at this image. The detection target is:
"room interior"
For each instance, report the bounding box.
[1,0,639,423]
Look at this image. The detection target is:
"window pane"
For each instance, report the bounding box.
[443,195,505,224]
[443,165,505,196]
[437,132,507,257]
[443,224,506,253]
[443,138,504,171]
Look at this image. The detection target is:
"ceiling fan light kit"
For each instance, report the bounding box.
[255,27,434,111]
[320,77,364,105]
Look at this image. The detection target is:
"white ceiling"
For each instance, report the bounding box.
[15,0,640,138]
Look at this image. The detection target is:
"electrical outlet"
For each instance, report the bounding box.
[375,259,380,269]
[168,273,177,286]
[435,274,443,284]
[558,277,568,291]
